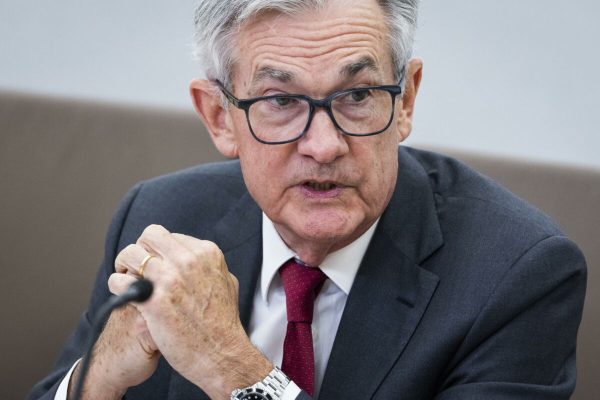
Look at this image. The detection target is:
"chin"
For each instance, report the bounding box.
[295,211,359,243]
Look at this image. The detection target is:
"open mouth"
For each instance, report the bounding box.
[303,181,339,191]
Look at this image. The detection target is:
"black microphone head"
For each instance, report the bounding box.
[129,279,154,302]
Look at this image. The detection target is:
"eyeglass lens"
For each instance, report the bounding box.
[247,88,394,143]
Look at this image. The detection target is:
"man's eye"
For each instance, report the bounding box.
[266,97,296,107]
[340,89,371,104]
[351,90,371,102]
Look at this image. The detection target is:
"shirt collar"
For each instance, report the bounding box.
[260,213,379,303]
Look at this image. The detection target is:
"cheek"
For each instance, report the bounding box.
[231,115,273,196]
[238,144,290,208]
[239,148,266,190]
[360,137,399,209]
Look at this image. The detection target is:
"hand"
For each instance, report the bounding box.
[68,275,160,399]
[112,224,272,399]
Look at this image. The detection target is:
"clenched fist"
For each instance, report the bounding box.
[81,225,272,400]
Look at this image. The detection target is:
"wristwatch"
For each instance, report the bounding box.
[230,366,290,400]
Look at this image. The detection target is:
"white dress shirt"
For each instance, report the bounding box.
[250,214,378,399]
[55,214,378,400]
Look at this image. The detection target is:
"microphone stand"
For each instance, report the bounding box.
[71,279,153,400]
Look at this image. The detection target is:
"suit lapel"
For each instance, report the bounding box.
[319,147,444,399]
[168,191,263,400]
[213,192,264,328]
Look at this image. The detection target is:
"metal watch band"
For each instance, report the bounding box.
[231,366,290,400]
[262,366,290,398]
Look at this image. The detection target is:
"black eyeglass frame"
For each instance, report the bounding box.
[215,77,405,145]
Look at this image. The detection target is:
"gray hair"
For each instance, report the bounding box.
[192,0,419,87]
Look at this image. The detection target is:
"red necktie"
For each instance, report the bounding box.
[279,258,327,396]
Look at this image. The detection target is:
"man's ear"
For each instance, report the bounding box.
[397,57,423,142]
[189,79,239,158]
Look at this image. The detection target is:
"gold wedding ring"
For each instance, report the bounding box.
[138,254,154,279]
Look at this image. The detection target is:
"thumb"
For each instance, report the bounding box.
[117,304,160,356]
[108,272,138,296]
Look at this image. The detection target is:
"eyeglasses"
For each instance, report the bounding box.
[215,78,404,145]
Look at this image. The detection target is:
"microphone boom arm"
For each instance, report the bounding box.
[71,279,153,400]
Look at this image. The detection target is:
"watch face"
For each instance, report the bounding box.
[236,388,273,400]
[239,394,269,400]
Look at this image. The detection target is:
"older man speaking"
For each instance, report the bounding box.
[30,0,586,399]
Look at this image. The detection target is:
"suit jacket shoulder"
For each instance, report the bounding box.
[122,159,246,234]
[405,146,563,236]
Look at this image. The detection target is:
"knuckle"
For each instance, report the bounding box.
[201,240,220,252]
[115,244,134,262]
[200,240,224,263]
[230,273,239,289]
[183,241,224,270]
[122,243,138,254]
[147,223,163,232]
[115,244,140,272]
[107,273,122,294]
[107,274,117,290]
[141,224,156,237]
[140,224,165,240]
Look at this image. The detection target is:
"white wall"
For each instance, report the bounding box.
[0,1,199,108]
[414,0,600,168]
[1,0,598,168]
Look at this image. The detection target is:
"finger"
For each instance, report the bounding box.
[119,306,158,354]
[136,225,181,261]
[171,233,203,249]
[138,227,230,284]
[172,234,236,293]
[115,243,158,275]
[108,272,139,296]
[171,233,226,270]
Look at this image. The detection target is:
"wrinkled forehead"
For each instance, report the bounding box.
[229,0,394,93]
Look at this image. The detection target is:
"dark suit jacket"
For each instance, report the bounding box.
[29,147,587,400]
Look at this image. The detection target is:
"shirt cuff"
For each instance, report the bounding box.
[281,381,302,400]
[54,359,81,400]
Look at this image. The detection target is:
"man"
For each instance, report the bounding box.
[30,0,586,399]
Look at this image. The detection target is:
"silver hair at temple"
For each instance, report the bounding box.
[192,0,419,88]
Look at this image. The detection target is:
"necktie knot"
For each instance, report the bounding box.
[279,258,327,323]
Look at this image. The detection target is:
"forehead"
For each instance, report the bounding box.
[232,0,393,93]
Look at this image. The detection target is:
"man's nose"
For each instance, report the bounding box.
[296,109,349,163]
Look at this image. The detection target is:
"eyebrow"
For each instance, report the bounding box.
[340,56,379,78]
[248,56,381,94]
[252,67,295,86]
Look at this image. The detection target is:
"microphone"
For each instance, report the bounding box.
[71,279,154,400]
[111,278,154,307]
